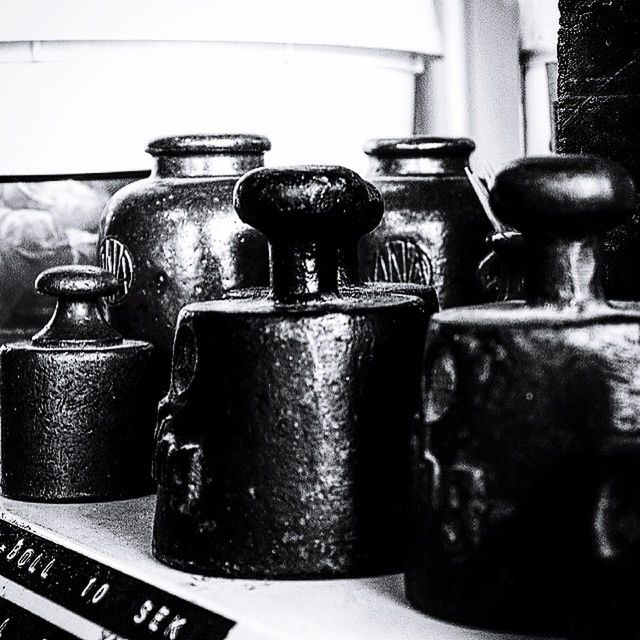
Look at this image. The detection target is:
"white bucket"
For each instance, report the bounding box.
[0,0,442,175]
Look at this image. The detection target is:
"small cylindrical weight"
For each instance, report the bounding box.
[0,266,158,501]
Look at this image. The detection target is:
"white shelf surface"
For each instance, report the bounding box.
[0,496,555,640]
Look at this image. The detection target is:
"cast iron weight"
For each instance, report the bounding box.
[358,136,495,308]
[0,265,158,502]
[153,166,426,578]
[407,154,640,635]
[99,134,271,391]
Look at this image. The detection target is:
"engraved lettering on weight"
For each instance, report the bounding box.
[100,237,134,305]
[373,239,432,285]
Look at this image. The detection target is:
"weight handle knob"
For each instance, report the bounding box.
[489,155,637,307]
[32,266,123,345]
[36,265,121,299]
[489,154,636,239]
[234,165,383,304]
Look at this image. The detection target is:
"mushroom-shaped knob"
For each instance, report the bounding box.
[33,266,122,345]
[234,166,381,303]
[489,155,636,238]
[234,165,382,242]
[36,265,120,299]
[347,179,384,240]
[338,179,384,286]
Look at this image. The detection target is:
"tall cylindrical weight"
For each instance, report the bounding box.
[407,155,640,635]
[153,166,427,578]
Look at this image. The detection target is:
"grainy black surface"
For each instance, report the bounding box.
[407,155,640,635]
[98,134,271,389]
[0,266,158,502]
[557,0,640,97]
[358,137,493,309]
[557,0,640,301]
[153,166,427,578]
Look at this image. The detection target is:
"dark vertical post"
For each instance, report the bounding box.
[556,0,640,300]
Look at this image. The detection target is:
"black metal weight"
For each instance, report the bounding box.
[99,134,271,389]
[406,154,640,634]
[0,266,158,502]
[153,166,427,578]
[358,137,494,308]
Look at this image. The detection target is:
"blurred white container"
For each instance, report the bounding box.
[0,0,442,175]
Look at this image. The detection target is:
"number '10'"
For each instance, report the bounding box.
[81,577,110,604]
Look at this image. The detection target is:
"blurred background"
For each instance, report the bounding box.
[0,0,559,326]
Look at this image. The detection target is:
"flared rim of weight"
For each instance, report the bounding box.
[364,136,475,159]
[147,134,272,156]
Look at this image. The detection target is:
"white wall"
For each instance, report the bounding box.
[420,0,526,173]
